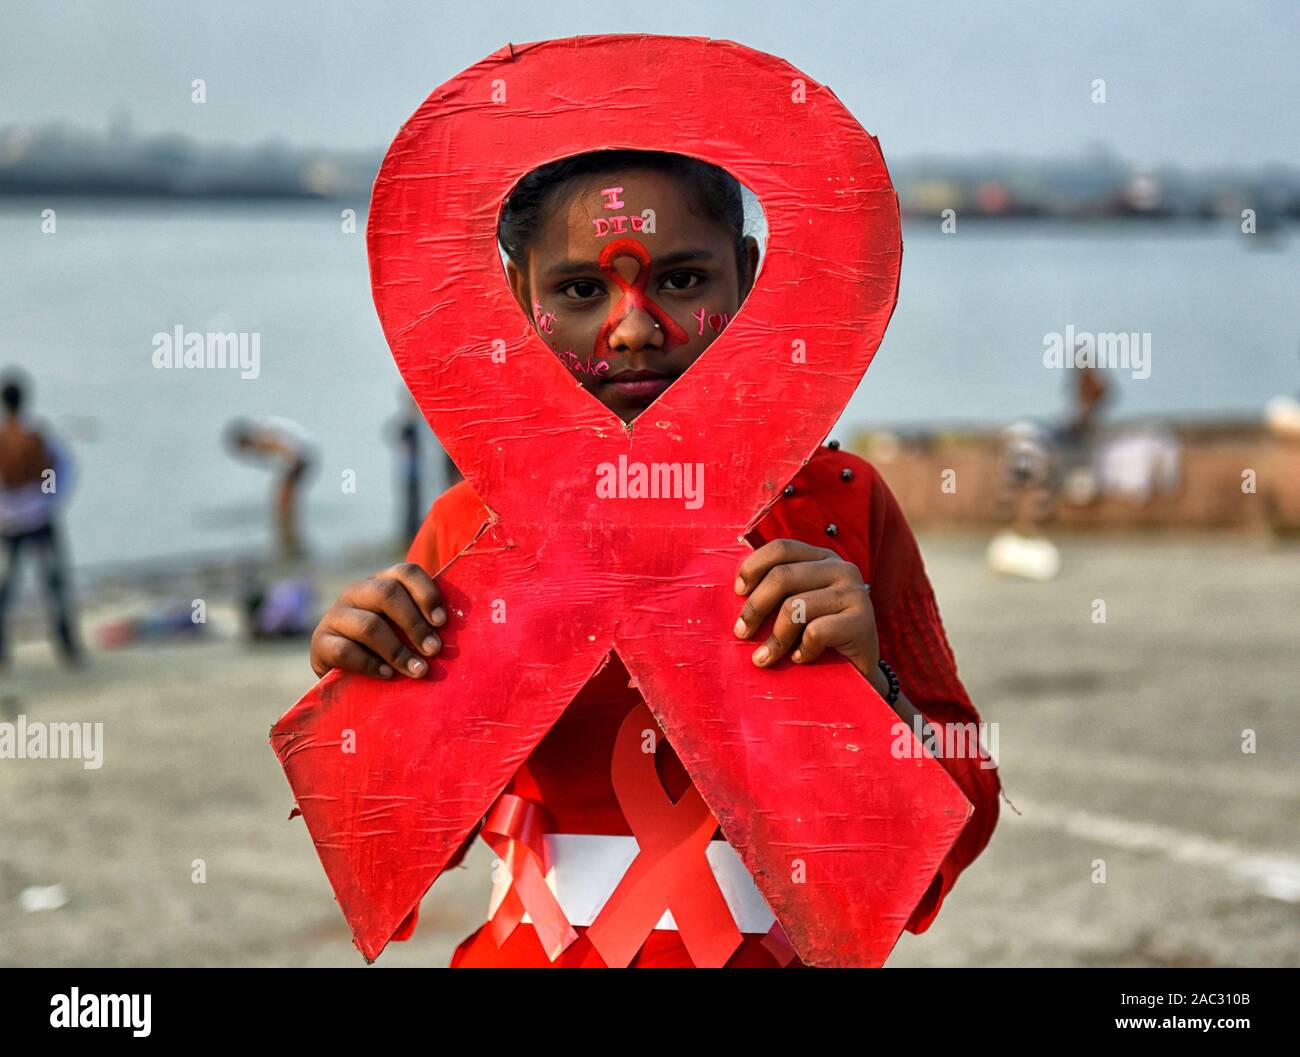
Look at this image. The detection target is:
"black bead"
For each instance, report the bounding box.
[876,659,900,706]
[783,484,796,496]
[840,467,854,481]
[825,523,839,536]
[827,439,840,450]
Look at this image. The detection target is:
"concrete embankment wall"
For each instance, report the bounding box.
[850,421,1300,533]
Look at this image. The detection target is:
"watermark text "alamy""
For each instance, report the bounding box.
[892,716,998,770]
[0,715,103,770]
[595,455,704,509]
[50,989,150,1037]
[1043,325,1151,380]
[152,325,260,379]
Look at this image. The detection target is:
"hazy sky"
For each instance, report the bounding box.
[2,0,1297,166]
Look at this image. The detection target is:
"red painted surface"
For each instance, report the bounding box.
[270,34,972,967]
[593,237,690,354]
[583,702,744,967]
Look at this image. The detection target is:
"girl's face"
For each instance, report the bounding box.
[506,167,760,423]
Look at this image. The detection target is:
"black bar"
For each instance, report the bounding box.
[0,967,1291,1044]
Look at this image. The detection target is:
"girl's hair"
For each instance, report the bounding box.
[498,149,747,274]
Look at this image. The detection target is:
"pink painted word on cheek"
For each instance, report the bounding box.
[600,186,625,210]
[532,299,557,334]
[690,309,732,336]
[555,348,610,377]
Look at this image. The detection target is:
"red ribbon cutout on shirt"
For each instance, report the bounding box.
[480,790,579,961]
[585,702,743,968]
[593,238,690,355]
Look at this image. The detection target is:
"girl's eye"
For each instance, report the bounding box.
[662,271,702,292]
[561,280,604,300]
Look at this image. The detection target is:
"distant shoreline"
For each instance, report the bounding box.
[0,188,372,204]
[2,190,1295,227]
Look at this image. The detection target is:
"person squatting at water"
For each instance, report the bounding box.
[224,415,317,561]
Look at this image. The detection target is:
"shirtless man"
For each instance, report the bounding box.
[0,372,81,667]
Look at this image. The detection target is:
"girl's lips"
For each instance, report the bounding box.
[606,374,675,399]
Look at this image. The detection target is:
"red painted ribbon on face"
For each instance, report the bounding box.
[593,237,691,355]
[584,703,743,968]
[271,35,974,968]
[480,792,579,960]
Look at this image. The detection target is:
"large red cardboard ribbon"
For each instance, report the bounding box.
[271,34,973,967]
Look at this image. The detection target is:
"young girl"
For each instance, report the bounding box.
[309,150,1002,967]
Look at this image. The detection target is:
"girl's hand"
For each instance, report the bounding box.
[733,539,880,682]
[310,563,447,680]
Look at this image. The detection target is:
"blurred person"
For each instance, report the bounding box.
[224,416,317,561]
[1063,358,1111,439]
[1093,425,1180,504]
[386,392,425,548]
[96,602,208,649]
[241,574,316,641]
[0,371,82,667]
[1056,362,1111,504]
[442,448,462,491]
[1262,345,1300,532]
[987,421,1061,581]
[987,360,1110,579]
[1266,393,1300,442]
[1264,341,1300,443]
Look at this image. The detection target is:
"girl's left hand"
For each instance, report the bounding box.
[733,539,879,681]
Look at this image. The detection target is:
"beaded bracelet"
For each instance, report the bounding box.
[877,659,901,706]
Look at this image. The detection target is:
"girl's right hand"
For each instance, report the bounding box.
[310,563,447,680]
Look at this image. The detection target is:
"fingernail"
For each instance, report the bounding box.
[422,636,440,655]
[431,607,447,626]
[733,576,745,594]
[733,618,747,637]
[408,658,426,676]
[792,649,803,663]
[378,664,393,678]
[753,646,769,665]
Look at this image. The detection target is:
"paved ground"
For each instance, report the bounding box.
[1,533,1296,967]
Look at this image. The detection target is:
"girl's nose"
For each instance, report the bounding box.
[606,305,665,357]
